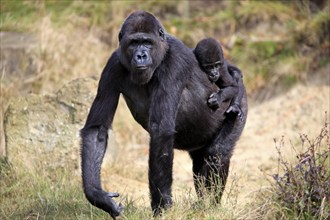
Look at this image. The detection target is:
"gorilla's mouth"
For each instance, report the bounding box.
[136,65,148,70]
[208,75,219,82]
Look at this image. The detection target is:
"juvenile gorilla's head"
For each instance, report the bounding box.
[118,11,168,85]
[194,38,224,82]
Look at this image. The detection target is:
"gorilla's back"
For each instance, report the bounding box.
[174,62,229,150]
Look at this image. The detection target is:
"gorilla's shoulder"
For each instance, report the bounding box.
[166,34,193,55]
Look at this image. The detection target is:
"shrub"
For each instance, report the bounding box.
[271,118,330,219]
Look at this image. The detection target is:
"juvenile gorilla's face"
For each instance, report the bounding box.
[202,61,222,82]
[118,11,168,85]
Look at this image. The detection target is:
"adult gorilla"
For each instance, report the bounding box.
[81,11,247,219]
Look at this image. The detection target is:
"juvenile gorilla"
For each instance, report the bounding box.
[81,11,247,219]
[194,38,244,120]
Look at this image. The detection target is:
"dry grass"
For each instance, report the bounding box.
[32,16,110,93]
[250,118,330,220]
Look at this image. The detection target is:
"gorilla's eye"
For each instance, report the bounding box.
[214,61,223,68]
[203,65,212,71]
[205,66,213,71]
[128,40,136,48]
[143,40,153,48]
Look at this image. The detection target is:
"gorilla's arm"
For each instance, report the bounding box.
[226,61,244,120]
[208,62,239,110]
[148,43,188,215]
[80,51,124,219]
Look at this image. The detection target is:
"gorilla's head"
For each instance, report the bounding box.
[118,11,168,85]
[194,38,224,82]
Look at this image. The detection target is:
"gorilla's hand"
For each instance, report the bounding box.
[106,192,124,220]
[89,190,123,219]
[207,92,220,110]
[226,104,244,121]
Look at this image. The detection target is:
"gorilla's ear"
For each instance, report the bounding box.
[118,31,123,42]
[159,28,166,41]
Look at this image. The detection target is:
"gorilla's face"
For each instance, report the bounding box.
[194,38,224,83]
[118,11,168,85]
[202,61,222,82]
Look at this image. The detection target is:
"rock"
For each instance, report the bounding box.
[4,77,118,173]
[0,32,38,157]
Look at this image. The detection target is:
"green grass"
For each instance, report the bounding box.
[0,158,102,219]
[0,143,245,220]
[0,159,240,219]
[0,0,113,31]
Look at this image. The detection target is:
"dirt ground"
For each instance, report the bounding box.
[102,67,330,209]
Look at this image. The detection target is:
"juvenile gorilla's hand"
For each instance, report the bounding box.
[207,92,220,110]
[226,104,244,121]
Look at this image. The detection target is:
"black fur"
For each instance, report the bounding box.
[194,38,245,120]
[81,11,247,219]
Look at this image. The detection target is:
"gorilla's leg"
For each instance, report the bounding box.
[189,148,207,199]
[190,113,246,204]
[189,146,230,204]
[204,150,231,204]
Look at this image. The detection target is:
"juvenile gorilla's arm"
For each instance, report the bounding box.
[208,62,239,110]
[227,62,243,105]
[81,52,124,219]
[226,62,244,120]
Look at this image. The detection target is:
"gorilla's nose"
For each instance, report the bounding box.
[135,51,149,64]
